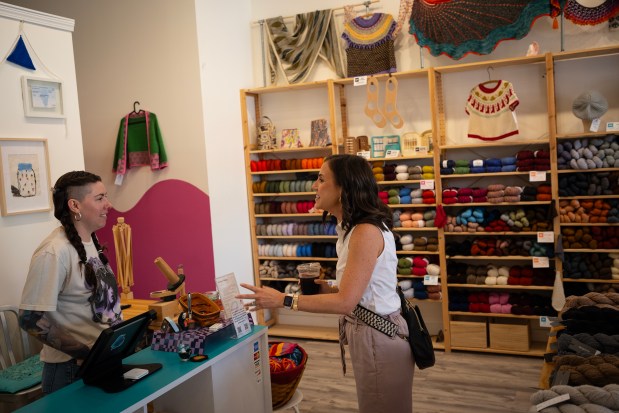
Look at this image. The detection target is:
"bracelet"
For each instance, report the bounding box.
[292,293,299,311]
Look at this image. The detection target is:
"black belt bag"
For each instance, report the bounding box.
[352,304,398,338]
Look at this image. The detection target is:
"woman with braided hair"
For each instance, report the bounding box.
[18,171,122,394]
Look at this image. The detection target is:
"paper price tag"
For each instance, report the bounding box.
[353,76,368,86]
[114,173,124,186]
[529,171,546,182]
[536,393,570,411]
[539,316,557,328]
[532,257,549,268]
[606,121,619,132]
[420,179,435,190]
[537,231,554,243]
[423,275,439,285]
[357,150,371,160]
[215,272,251,339]
[385,149,400,158]
[415,146,428,156]
[590,118,600,132]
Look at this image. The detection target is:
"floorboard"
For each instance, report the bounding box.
[273,338,541,413]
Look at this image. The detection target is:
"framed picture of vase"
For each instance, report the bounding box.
[0,138,52,216]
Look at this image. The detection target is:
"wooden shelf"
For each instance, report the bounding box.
[441,201,551,207]
[560,222,619,226]
[369,154,434,162]
[397,250,440,255]
[563,249,619,253]
[258,256,338,261]
[393,227,438,232]
[445,231,540,236]
[253,192,315,197]
[257,235,337,240]
[249,146,333,154]
[557,167,619,174]
[447,255,552,260]
[556,130,616,140]
[439,138,548,150]
[244,79,330,95]
[255,213,322,218]
[377,179,424,185]
[251,169,320,175]
[441,171,545,179]
[388,203,436,208]
[552,44,619,61]
[448,311,546,320]
[562,278,619,283]
[451,340,546,357]
[447,284,553,290]
[266,323,339,341]
[559,195,619,200]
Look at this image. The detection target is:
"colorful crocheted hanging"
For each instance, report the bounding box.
[552,0,619,25]
[408,0,558,60]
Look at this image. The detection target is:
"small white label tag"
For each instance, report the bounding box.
[423,275,439,285]
[385,149,400,158]
[606,121,619,132]
[357,150,371,160]
[539,316,557,328]
[420,180,435,190]
[529,171,546,182]
[590,118,600,132]
[536,393,570,411]
[415,146,428,156]
[532,256,550,268]
[114,173,124,186]
[537,231,554,243]
[354,76,368,86]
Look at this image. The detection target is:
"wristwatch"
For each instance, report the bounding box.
[283,294,294,309]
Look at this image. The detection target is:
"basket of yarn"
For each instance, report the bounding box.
[178,293,221,327]
[269,341,308,409]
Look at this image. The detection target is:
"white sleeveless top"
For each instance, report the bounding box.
[335,222,400,315]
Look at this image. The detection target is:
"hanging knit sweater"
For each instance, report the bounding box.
[342,13,397,78]
[466,80,520,141]
[113,111,168,175]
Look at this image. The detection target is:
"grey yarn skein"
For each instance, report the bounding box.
[529,384,619,412]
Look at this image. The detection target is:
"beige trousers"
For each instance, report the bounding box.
[340,311,414,413]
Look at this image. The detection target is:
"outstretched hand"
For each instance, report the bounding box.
[236,283,285,311]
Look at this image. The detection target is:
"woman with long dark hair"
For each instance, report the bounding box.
[19,171,122,394]
[238,154,413,412]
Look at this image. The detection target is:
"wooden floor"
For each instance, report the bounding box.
[279,338,542,413]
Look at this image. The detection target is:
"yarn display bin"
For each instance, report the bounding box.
[178,293,221,327]
[269,342,308,409]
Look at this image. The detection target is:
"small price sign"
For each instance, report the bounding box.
[529,171,546,182]
[357,150,371,160]
[420,179,435,190]
[353,76,368,86]
[537,231,554,243]
[532,256,549,268]
[423,275,439,285]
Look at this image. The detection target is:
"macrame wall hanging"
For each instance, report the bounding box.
[408,0,560,60]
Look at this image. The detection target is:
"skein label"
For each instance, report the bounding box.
[536,231,553,243]
[607,121,619,132]
[423,275,439,285]
[529,171,545,182]
[532,257,549,268]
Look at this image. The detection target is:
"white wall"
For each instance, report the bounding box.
[0,3,82,306]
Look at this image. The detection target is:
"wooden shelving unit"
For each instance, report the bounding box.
[240,45,619,358]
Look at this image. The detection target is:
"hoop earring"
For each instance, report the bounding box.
[75,212,82,221]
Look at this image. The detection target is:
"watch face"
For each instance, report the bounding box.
[283,295,293,308]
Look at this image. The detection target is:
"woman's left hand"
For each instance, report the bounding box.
[237,283,285,311]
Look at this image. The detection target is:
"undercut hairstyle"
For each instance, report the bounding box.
[52,171,109,295]
[323,154,393,238]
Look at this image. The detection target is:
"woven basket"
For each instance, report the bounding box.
[269,342,308,409]
[178,293,221,327]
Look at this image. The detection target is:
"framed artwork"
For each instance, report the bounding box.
[21,76,65,118]
[0,138,52,216]
[310,119,330,147]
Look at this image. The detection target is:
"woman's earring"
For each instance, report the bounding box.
[75,212,82,221]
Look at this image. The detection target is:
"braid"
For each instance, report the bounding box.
[52,171,103,292]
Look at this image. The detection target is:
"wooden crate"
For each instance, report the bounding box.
[489,320,530,352]
[450,320,487,348]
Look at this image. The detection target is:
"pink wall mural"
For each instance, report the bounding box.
[97,179,216,299]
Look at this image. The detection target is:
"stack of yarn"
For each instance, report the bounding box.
[250,157,323,172]
[559,171,619,197]
[561,227,619,249]
[398,279,441,300]
[397,235,439,252]
[543,292,619,395]
[253,179,314,193]
[382,188,436,205]
[393,209,436,228]
[562,252,618,280]
[257,242,336,258]
[516,150,551,171]
[559,199,619,224]
[528,384,619,412]
[396,256,440,277]
[372,163,434,181]
[446,237,553,257]
[447,263,554,286]
[557,135,619,170]
[254,201,316,214]
[447,290,555,315]
[255,221,337,236]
